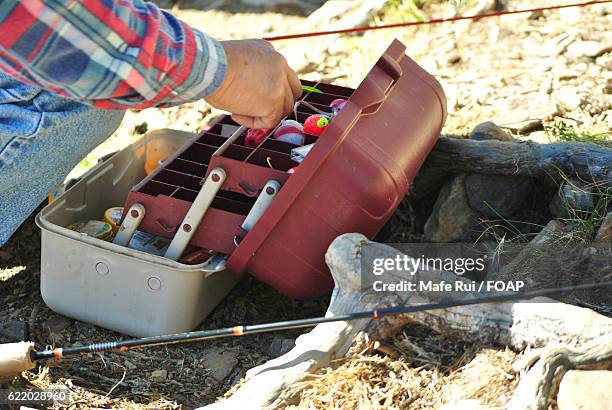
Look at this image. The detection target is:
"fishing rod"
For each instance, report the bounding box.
[1,279,610,378]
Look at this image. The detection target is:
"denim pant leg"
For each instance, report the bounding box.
[0,80,124,246]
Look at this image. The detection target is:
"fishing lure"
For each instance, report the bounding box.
[304,114,330,136]
[302,85,323,94]
[245,128,269,148]
[274,120,305,145]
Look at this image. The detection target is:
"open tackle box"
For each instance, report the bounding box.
[36,130,245,337]
[36,39,446,337]
[122,39,447,299]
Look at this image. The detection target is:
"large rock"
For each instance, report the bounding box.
[557,370,612,410]
[495,92,559,133]
[465,174,531,218]
[469,121,514,142]
[549,179,595,218]
[424,174,481,242]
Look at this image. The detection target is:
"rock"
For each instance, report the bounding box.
[280,0,389,72]
[553,87,583,111]
[468,121,514,142]
[424,174,481,242]
[202,348,239,382]
[549,179,595,218]
[557,370,612,410]
[151,369,168,381]
[465,174,532,218]
[595,212,612,242]
[519,131,551,144]
[566,40,612,59]
[558,8,581,25]
[268,338,295,358]
[496,93,559,133]
[0,319,27,341]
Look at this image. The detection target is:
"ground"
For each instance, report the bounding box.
[0,0,610,409]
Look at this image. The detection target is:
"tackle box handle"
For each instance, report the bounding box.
[349,41,405,115]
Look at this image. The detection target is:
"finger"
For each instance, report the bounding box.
[282,86,294,118]
[231,114,257,129]
[287,69,303,101]
[235,109,281,129]
[259,90,287,128]
[252,112,282,129]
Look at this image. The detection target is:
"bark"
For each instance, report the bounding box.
[412,137,611,199]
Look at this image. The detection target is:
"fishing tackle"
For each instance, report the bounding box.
[245,128,269,148]
[330,98,347,113]
[273,120,305,145]
[1,279,610,380]
[304,114,330,136]
[302,85,323,94]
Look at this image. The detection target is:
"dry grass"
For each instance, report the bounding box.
[16,366,179,409]
[286,326,517,409]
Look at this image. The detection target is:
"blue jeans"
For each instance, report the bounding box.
[0,72,124,246]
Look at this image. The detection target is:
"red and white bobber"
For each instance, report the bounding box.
[273,120,305,145]
[330,98,347,111]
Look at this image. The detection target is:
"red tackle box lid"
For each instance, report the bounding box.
[124,39,447,298]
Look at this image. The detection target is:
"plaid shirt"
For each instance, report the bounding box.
[0,0,227,109]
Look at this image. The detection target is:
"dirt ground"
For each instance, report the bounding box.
[1,0,610,408]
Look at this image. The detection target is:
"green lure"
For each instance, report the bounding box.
[302,85,323,93]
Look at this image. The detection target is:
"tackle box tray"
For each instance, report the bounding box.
[36,130,244,337]
[123,39,447,299]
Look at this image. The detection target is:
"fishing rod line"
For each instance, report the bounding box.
[31,279,612,361]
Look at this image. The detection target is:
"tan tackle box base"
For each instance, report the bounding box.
[36,129,244,337]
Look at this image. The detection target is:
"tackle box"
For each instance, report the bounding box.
[123,39,447,299]
[36,130,244,337]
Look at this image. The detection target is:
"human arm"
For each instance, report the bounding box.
[0,1,301,127]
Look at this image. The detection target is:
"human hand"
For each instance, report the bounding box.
[206,39,302,129]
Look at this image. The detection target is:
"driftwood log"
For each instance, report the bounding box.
[201,233,612,409]
[412,137,612,199]
[508,334,612,410]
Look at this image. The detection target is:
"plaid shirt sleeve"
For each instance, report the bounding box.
[0,0,227,109]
